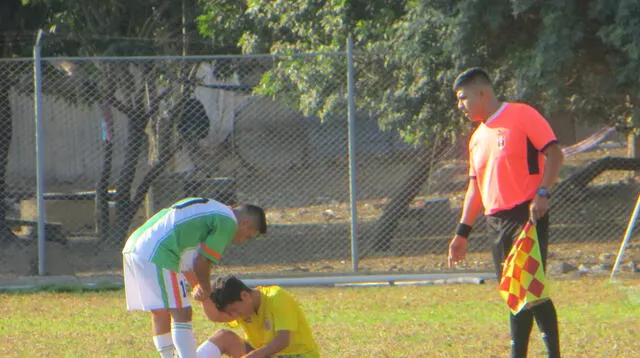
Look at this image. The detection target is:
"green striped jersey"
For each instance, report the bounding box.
[122,198,237,272]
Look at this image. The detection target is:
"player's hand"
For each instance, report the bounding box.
[448,235,468,268]
[191,284,211,302]
[530,196,549,221]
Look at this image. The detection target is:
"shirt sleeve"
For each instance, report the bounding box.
[200,215,237,263]
[523,105,558,151]
[269,289,299,332]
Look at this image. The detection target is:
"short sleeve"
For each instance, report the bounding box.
[200,215,237,263]
[269,289,299,332]
[523,105,558,151]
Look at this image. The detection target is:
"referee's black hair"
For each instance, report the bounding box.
[453,67,492,91]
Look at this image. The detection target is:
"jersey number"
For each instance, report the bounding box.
[172,197,209,209]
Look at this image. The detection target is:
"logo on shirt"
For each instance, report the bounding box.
[497,129,506,150]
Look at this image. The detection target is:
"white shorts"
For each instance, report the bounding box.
[123,253,191,311]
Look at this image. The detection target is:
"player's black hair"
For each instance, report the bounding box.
[240,204,267,234]
[210,275,251,311]
[453,67,492,91]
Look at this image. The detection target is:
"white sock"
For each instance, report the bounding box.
[172,322,197,358]
[152,332,175,358]
[196,340,222,358]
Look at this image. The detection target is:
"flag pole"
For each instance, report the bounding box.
[611,193,640,280]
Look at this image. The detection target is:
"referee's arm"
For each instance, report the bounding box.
[460,177,484,228]
[540,143,564,190]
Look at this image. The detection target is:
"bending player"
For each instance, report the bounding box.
[122,198,267,358]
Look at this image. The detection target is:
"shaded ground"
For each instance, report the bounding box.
[1,146,639,282]
[0,233,637,285]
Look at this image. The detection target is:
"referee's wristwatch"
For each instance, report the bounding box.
[536,187,551,198]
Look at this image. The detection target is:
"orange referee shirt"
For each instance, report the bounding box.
[469,102,558,215]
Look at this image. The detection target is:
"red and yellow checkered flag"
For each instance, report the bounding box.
[499,221,550,314]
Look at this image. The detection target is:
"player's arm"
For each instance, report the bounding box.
[183,271,198,288]
[185,270,231,320]
[194,216,237,300]
[242,331,291,358]
[192,253,213,299]
[200,296,235,323]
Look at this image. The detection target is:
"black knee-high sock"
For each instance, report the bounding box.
[532,299,561,358]
[510,309,534,358]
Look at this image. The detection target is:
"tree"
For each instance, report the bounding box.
[25,0,215,243]
[447,0,640,139]
[197,0,466,251]
[197,0,640,251]
[198,0,640,140]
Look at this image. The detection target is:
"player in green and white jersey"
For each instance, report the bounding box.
[122,197,267,358]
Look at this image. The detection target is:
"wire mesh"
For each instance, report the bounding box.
[0,53,638,280]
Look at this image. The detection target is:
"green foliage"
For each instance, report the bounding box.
[451,0,640,123]
[198,0,464,144]
[15,0,220,106]
[27,0,196,56]
[0,0,51,57]
[197,0,640,144]
[359,2,460,142]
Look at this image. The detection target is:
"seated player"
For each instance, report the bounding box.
[196,275,320,358]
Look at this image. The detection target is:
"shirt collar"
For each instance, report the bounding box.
[484,102,507,125]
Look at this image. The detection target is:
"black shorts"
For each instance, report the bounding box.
[486,201,550,279]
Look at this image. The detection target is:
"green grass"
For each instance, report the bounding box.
[0,277,638,357]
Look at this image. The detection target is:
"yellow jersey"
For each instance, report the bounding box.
[229,286,320,357]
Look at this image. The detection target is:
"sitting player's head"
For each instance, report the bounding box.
[211,275,255,319]
[232,204,267,244]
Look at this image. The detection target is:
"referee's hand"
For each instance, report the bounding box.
[530,195,549,221]
[448,235,468,268]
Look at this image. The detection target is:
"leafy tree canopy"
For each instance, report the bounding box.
[197,0,640,144]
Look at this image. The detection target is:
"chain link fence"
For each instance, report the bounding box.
[0,53,638,280]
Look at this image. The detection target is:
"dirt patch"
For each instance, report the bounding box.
[0,240,76,276]
[1,147,639,281]
[1,233,637,283]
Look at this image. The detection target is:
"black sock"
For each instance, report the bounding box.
[510,309,534,358]
[532,299,561,358]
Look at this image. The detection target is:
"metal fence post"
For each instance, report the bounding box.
[33,29,47,275]
[347,35,359,272]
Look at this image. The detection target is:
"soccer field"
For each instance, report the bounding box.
[0,277,638,357]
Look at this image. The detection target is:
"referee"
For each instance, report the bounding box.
[447,68,564,358]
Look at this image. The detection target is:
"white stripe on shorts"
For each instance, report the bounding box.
[123,253,191,311]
